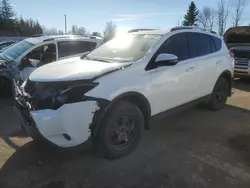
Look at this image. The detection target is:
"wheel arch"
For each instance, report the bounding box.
[216,70,233,96]
[92,91,152,137]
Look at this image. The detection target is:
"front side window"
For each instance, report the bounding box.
[58,41,97,58]
[157,33,189,61]
[187,32,212,58]
[22,43,56,67]
[1,40,34,61]
[86,34,161,63]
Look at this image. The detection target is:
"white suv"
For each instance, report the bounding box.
[15,27,234,159]
[0,35,103,94]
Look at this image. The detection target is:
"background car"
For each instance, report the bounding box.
[0,35,103,97]
[0,41,16,52]
[224,26,250,78]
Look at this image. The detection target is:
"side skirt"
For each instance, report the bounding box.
[151,95,211,123]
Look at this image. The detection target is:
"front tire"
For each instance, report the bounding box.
[0,76,12,98]
[208,77,229,111]
[95,101,144,159]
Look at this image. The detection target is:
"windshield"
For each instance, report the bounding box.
[0,40,34,61]
[86,34,161,63]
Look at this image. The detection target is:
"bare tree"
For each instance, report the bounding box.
[103,21,116,42]
[198,6,216,30]
[43,28,59,35]
[232,0,247,27]
[69,25,86,35]
[217,0,229,35]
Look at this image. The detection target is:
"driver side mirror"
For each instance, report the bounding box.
[155,53,178,67]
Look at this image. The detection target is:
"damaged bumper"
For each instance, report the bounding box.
[16,97,101,147]
[15,81,109,148]
[32,101,99,147]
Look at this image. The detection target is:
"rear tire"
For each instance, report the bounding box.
[95,101,144,159]
[208,77,229,111]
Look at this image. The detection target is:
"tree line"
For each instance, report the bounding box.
[104,0,249,41]
[0,0,249,40]
[182,0,248,35]
[0,0,102,37]
[0,0,43,36]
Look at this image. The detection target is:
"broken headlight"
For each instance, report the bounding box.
[27,82,98,110]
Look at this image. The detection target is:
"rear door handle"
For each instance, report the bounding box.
[216,61,221,65]
[186,67,195,72]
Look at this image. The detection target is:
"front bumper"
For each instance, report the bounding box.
[15,86,100,148]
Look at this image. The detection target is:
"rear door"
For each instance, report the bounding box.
[149,32,199,114]
[186,32,221,97]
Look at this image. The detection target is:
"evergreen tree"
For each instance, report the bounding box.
[182,1,199,26]
[0,0,14,35]
[0,0,14,20]
[0,1,43,37]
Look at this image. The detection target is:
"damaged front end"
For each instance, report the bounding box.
[0,59,22,97]
[17,79,99,110]
[15,78,110,147]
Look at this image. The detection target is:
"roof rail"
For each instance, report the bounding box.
[42,35,85,42]
[128,28,157,33]
[90,36,103,40]
[170,26,217,34]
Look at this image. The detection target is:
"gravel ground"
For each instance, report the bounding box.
[0,79,250,188]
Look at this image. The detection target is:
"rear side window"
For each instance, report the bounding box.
[158,33,189,61]
[211,36,222,51]
[187,32,212,58]
[58,41,97,58]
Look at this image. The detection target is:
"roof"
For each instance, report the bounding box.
[128,26,217,36]
[130,29,170,35]
[0,41,16,44]
[24,35,103,44]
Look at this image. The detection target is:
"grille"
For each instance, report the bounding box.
[235,60,249,66]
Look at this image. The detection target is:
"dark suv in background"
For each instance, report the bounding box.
[224,26,250,78]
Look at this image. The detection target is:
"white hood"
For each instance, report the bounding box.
[29,57,130,82]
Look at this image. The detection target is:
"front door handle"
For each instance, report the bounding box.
[186,67,195,72]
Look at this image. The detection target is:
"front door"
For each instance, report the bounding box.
[186,32,220,97]
[20,43,57,80]
[148,33,198,115]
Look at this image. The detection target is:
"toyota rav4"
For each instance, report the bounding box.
[15,26,234,159]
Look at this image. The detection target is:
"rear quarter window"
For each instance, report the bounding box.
[211,36,222,51]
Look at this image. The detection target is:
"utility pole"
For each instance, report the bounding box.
[64,14,67,34]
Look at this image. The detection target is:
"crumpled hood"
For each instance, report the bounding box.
[29,57,131,82]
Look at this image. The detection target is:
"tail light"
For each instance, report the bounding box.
[229,49,235,58]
